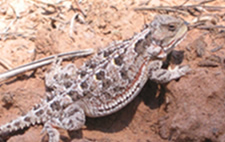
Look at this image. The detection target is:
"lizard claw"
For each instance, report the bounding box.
[178,65,191,75]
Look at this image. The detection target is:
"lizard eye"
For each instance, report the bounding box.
[168,24,176,32]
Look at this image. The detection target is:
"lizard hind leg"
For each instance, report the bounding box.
[43,103,85,142]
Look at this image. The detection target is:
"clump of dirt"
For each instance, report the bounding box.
[0,0,225,142]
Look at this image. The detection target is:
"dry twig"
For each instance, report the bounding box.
[134,0,225,16]
[0,49,94,82]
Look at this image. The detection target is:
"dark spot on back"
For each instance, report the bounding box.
[144,31,152,46]
[83,90,91,96]
[134,38,147,55]
[64,81,72,88]
[114,55,123,66]
[102,79,111,89]
[68,90,82,101]
[35,109,44,116]
[80,70,87,78]
[89,84,96,92]
[85,60,97,69]
[120,68,129,80]
[103,50,113,57]
[47,109,51,116]
[95,70,105,80]
[50,101,61,111]
[90,63,97,68]
[80,81,88,89]
[64,72,70,78]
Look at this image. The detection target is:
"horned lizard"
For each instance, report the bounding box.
[0,15,189,142]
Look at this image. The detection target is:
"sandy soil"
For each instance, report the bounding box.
[0,0,225,142]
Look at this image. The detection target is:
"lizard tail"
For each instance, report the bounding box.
[0,103,47,136]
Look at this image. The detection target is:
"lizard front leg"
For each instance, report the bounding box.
[148,60,190,83]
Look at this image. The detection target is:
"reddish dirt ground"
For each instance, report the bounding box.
[0,0,225,142]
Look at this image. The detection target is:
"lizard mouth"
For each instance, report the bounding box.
[156,31,187,58]
[163,31,187,53]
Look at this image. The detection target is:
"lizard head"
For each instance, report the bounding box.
[150,15,188,58]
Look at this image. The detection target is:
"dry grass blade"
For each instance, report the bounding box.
[0,49,94,82]
[188,24,225,30]
[74,0,86,17]
[0,58,14,70]
[134,2,225,16]
[134,6,188,15]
